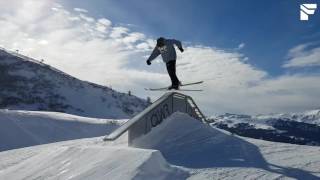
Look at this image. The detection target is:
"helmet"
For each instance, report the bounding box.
[157,37,165,47]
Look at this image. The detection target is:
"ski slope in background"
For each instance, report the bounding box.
[0,112,319,179]
[0,48,148,119]
[210,109,320,146]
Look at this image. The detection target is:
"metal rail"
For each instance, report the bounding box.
[104,92,206,144]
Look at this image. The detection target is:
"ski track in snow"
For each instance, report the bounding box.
[0,110,320,179]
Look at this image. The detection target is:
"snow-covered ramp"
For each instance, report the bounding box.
[133,112,320,179]
[0,142,188,180]
[0,110,121,151]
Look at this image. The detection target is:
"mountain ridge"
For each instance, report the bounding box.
[0,48,148,119]
[209,109,320,146]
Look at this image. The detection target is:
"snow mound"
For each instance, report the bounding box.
[132,112,320,179]
[132,112,264,168]
[0,143,188,180]
[0,109,124,151]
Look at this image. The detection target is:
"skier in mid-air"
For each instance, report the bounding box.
[146,37,184,90]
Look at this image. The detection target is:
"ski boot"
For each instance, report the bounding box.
[167,84,180,90]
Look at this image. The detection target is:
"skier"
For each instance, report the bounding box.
[146,37,184,90]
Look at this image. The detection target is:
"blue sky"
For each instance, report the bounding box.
[60,0,320,75]
[1,0,320,115]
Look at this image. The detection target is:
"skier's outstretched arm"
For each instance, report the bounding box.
[171,39,184,52]
[146,47,160,65]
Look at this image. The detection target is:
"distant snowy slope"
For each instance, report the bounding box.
[0,109,125,151]
[0,48,148,118]
[209,109,320,146]
[211,109,320,127]
[255,109,320,125]
[1,112,319,179]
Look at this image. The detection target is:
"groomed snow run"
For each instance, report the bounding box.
[0,112,320,179]
[0,109,124,151]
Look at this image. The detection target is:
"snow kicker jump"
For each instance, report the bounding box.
[104,92,206,145]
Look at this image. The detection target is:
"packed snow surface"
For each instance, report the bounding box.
[1,112,320,179]
[0,139,188,180]
[0,109,125,151]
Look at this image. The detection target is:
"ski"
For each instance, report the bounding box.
[145,88,203,92]
[180,81,204,86]
[175,89,203,92]
[145,87,168,91]
[145,81,204,91]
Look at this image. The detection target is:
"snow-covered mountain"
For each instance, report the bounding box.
[209,109,320,146]
[1,112,319,179]
[0,48,149,119]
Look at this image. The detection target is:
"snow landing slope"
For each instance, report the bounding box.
[0,48,148,119]
[1,112,319,179]
[0,109,125,151]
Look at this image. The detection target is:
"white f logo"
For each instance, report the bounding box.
[300,4,317,21]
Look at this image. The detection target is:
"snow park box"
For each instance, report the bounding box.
[104,92,206,145]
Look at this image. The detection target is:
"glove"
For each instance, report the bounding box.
[146,60,151,65]
[179,47,184,52]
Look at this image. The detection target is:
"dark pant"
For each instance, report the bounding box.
[166,60,180,87]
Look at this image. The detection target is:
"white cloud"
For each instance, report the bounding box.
[136,42,151,50]
[197,74,320,115]
[38,40,48,45]
[79,14,94,22]
[237,43,245,50]
[0,0,319,115]
[110,27,130,38]
[98,18,112,26]
[74,8,88,13]
[122,32,145,44]
[283,43,320,68]
[95,19,112,33]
